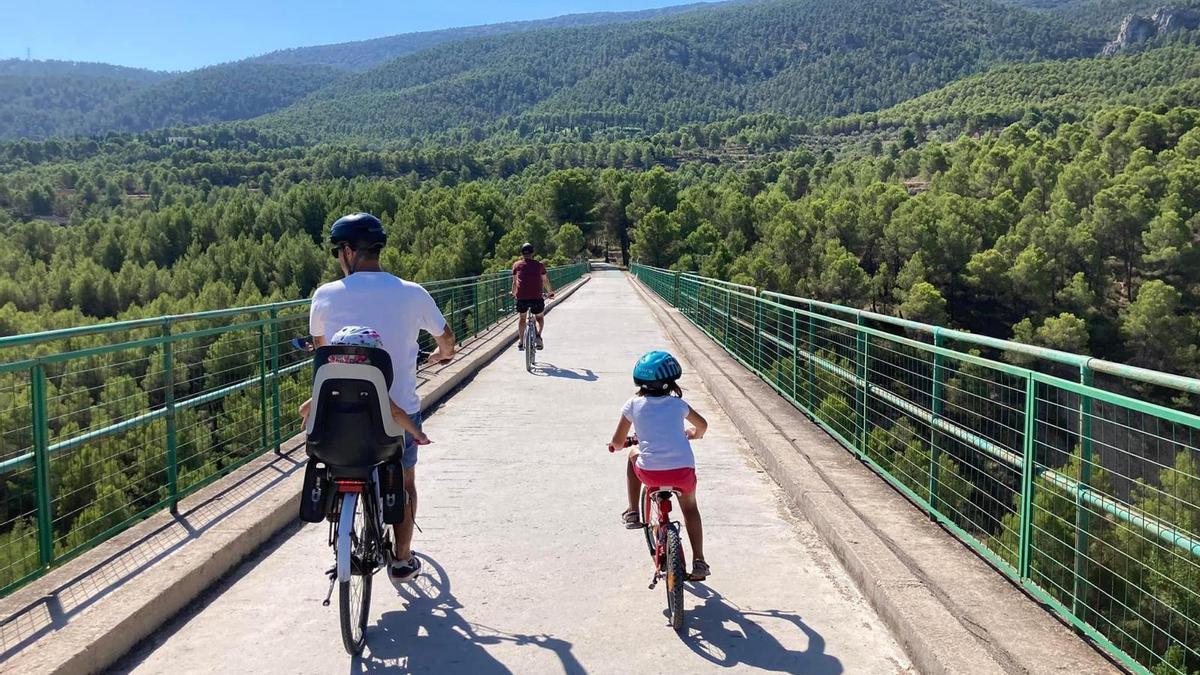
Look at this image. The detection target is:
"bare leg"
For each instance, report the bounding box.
[626,458,641,513]
[678,492,704,562]
[535,314,545,335]
[517,312,528,342]
[394,467,417,559]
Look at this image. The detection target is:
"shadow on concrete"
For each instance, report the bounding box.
[354,555,583,674]
[677,584,843,674]
[0,443,306,663]
[532,363,599,382]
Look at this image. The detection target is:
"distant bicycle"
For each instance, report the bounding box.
[521,306,539,372]
[612,434,688,630]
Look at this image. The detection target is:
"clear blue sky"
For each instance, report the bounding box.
[6,1,707,72]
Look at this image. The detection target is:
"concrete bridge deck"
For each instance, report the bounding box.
[113,271,912,674]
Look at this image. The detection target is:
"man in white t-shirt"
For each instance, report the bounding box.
[308,212,455,585]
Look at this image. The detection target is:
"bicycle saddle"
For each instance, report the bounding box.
[305,345,404,478]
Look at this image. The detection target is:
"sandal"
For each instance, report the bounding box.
[621,508,643,529]
[689,559,710,581]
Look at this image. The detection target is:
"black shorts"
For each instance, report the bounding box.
[516,298,545,315]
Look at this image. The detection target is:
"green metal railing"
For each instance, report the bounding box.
[0,262,588,596]
[632,263,1200,675]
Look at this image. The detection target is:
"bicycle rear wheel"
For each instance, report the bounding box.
[337,493,373,655]
[665,527,686,630]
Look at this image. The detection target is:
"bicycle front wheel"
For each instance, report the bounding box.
[524,328,535,372]
[665,527,686,630]
[337,493,373,655]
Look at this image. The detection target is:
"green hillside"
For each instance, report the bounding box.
[247,2,721,71]
[0,60,174,140]
[863,44,1200,129]
[261,0,1103,144]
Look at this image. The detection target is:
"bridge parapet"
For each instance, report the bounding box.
[632,263,1200,675]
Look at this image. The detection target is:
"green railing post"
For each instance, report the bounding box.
[1019,375,1038,581]
[673,270,681,307]
[163,322,179,511]
[1071,365,1094,617]
[723,289,731,346]
[754,300,764,375]
[31,363,53,568]
[791,309,799,403]
[854,313,869,454]
[928,329,945,521]
[472,282,481,338]
[269,308,282,453]
[258,323,269,454]
[806,301,816,413]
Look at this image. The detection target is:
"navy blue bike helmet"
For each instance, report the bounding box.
[329,212,387,252]
[633,350,683,390]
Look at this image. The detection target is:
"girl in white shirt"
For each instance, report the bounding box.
[608,350,710,581]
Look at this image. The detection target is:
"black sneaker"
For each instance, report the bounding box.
[388,555,422,589]
[517,342,525,351]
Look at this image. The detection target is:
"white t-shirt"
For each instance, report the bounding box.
[309,272,448,415]
[621,395,695,471]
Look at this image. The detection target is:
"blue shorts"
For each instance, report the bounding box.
[400,412,422,469]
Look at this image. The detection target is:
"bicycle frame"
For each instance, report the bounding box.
[644,487,682,574]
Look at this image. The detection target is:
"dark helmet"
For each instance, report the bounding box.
[520,242,534,255]
[329,213,386,251]
[633,350,683,390]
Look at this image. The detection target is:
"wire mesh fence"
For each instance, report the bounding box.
[633,263,1200,675]
[0,262,589,597]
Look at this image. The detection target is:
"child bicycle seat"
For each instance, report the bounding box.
[305,344,405,479]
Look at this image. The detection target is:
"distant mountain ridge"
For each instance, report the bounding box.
[259,0,1104,143]
[245,2,726,71]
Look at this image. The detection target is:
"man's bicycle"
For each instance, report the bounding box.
[614,435,688,630]
[293,336,410,655]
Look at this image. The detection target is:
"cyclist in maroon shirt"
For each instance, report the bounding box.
[512,242,555,350]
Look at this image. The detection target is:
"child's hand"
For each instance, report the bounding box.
[686,427,703,440]
[413,431,432,446]
[627,446,640,463]
[607,441,620,453]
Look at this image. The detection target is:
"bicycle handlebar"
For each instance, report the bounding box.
[608,434,639,452]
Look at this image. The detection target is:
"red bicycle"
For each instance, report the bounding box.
[612,435,688,630]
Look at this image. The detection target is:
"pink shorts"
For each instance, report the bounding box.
[633,465,697,495]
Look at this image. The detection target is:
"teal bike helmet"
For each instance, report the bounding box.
[633,350,683,390]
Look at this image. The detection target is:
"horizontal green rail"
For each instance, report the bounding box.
[632,263,1200,675]
[0,262,589,596]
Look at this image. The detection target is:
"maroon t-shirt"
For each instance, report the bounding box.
[512,258,546,300]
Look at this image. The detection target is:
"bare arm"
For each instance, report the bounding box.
[607,414,633,453]
[388,399,429,443]
[542,272,554,298]
[685,406,707,440]
[426,324,456,364]
[313,335,327,348]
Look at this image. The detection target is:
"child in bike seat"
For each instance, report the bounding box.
[299,326,429,445]
[607,350,710,581]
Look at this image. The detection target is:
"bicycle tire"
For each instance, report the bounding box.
[638,485,655,559]
[338,494,372,655]
[524,325,535,372]
[665,527,686,630]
